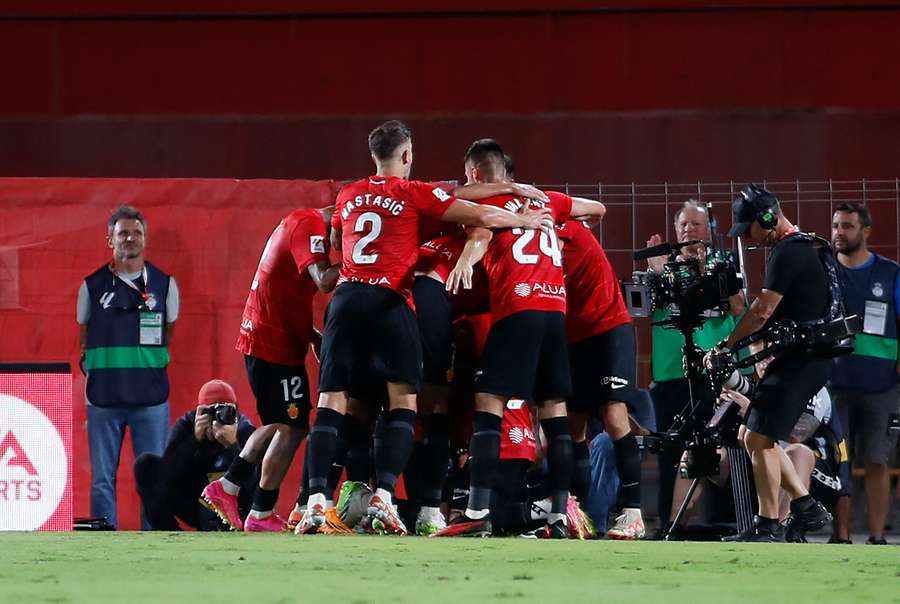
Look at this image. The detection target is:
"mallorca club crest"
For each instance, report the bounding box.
[287,403,299,420]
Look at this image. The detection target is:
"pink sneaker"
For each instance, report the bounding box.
[367,495,408,536]
[244,513,287,532]
[200,481,243,531]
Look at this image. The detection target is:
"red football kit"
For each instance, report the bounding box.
[479,191,573,323]
[416,231,489,317]
[332,175,455,306]
[500,399,537,462]
[557,219,631,343]
[236,208,328,366]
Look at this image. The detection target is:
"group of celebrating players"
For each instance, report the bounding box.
[200,120,647,539]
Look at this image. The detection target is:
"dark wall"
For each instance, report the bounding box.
[2,2,900,182]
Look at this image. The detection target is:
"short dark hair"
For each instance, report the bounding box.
[368,120,412,160]
[464,138,506,175]
[108,206,146,236]
[834,201,872,227]
[503,154,515,180]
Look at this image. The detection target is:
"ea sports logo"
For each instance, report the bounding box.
[514,283,531,298]
[0,394,67,530]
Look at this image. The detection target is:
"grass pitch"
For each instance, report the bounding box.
[0,533,897,604]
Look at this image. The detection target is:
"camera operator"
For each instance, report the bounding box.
[134,379,256,530]
[646,200,746,523]
[708,184,833,542]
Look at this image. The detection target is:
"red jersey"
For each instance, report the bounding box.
[480,191,573,322]
[557,220,631,343]
[416,232,489,317]
[500,398,537,462]
[236,208,328,365]
[332,176,455,305]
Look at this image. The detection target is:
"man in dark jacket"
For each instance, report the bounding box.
[135,379,256,530]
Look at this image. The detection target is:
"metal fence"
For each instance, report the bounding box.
[538,179,900,267]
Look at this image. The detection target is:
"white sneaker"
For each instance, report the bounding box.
[607,507,645,540]
[415,507,447,536]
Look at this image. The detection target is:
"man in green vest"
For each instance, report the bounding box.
[645,200,745,525]
[77,206,179,529]
[829,202,899,545]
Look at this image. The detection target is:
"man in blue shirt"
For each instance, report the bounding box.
[829,202,900,545]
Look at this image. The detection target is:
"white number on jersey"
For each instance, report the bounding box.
[351,212,383,265]
[511,227,562,267]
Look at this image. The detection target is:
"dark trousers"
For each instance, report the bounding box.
[134,453,254,531]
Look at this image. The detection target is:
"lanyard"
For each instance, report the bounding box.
[111,265,150,305]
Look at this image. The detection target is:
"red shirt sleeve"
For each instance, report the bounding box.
[547,191,573,224]
[289,215,328,274]
[410,181,456,220]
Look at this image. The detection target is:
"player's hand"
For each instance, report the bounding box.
[646,233,666,273]
[510,183,550,203]
[211,420,238,448]
[194,407,212,442]
[518,205,553,233]
[446,262,474,295]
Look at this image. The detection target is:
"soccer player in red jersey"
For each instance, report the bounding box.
[556,218,646,539]
[433,139,606,537]
[201,206,340,532]
[296,121,552,535]
[411,181,547,535]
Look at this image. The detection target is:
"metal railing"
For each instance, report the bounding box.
[537,179,900,266]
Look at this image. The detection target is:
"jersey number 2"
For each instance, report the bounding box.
[351,212,382,265]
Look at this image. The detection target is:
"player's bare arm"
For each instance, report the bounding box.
[441,198,551,231]
[330,223,342,251]
[570,196,606,223]
[446,227,493,294]
[453,182,550,203]
[307,259,341,294]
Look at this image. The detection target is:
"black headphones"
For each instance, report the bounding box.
[740,183,779,230]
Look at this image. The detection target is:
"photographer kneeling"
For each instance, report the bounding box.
[707,185,834,542]
[135,379,256,530]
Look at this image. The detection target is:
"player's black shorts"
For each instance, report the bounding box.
[244,355,310,426]
[319,282,423,393]
[568,323,641,413]
[413,276,453,386]
[746,354,831,442]
[475,310,571,402]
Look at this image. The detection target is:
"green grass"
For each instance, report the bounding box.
[0,533,897,604]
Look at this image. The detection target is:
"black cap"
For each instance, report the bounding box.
[728,183,779,237]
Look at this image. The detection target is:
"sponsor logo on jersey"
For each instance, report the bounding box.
[346,276,391,286]
[509,427,525,444]
[432,187,452,203]
[240,318,253,332]
[310,235,325,254]
[531,282,565,296]
[514,283,532,297]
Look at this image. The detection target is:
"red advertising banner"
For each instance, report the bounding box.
[0,364,73,531]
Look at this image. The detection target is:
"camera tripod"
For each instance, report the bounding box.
[657,322,755,541]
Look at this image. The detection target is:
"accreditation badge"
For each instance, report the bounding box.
[139,311,164,345]
[863,300,888,336]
